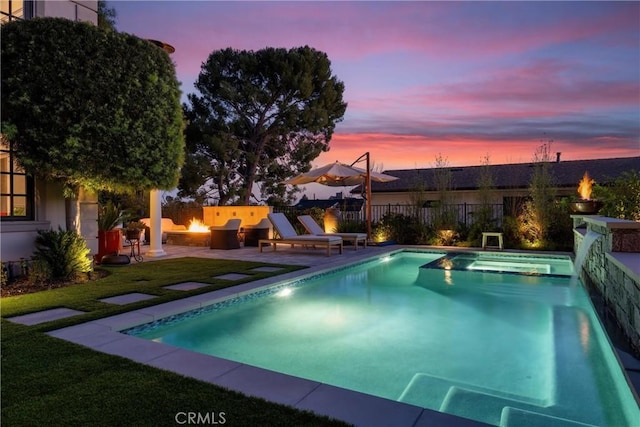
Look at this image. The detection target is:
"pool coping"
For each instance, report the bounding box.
[45,248,633,427]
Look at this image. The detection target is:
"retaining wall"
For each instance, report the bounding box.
[573,215,640,353]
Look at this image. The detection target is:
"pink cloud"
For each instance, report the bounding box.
[113,2,639,172]
[346,58,639,121]
[317,131,639,172]
[122,2,639,77]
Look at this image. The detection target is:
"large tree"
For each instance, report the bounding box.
[181,46,347,205]
[1,18,184,193]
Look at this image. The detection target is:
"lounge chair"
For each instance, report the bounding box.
[260,213,343,256]
[297,215,367,250]
[210,219,242,250]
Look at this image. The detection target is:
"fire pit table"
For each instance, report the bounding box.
[165,230,210,246]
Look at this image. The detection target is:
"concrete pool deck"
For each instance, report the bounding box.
[12,244,639,426]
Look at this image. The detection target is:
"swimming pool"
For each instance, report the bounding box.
[127,250,640,426]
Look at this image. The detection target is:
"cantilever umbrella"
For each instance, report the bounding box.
[283,155,398,239]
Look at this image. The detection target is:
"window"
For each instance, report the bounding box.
[1,136,34,220]
[1,0,32,24]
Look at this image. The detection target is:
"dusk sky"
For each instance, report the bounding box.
[113,1,639,177]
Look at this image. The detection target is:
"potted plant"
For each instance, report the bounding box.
[125,220,146,241]
[95,201,130,263]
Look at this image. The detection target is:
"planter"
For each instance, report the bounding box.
[95,229,122,264]
[125,229,142,241]
[570,200,604,214]
[100,254,130,265]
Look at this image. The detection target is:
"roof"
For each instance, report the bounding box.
[368,156,640,193]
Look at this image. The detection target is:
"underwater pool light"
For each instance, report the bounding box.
[277,288,293,297]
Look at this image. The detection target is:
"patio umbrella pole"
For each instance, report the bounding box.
[351,152,372,241]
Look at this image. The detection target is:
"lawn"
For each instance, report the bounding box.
[1,258,350,426]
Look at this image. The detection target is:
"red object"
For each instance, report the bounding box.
[95,230,121,264]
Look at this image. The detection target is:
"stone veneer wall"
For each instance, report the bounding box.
[573,215,640,353]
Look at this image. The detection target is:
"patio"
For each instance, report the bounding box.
[140,241,393,266]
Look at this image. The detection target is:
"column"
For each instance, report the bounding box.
[146,189,166,257]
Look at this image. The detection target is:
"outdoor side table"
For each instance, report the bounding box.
[244,226,270,246]
[125,237,143,262]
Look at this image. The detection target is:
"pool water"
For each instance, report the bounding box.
[130,251,639,426]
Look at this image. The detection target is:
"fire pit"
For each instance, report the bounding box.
[166,218,211,246]
[569,172,603,214]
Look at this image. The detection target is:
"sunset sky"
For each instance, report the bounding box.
[113,1,639,177]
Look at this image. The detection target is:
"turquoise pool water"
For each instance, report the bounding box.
[129,250,639,426]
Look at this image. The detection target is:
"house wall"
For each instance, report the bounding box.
[372,187,575,207]
[36,0,98,24]
[1,180,66,261]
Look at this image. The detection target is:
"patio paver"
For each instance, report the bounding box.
[249,266,285,273]
[213,273,252,281]
[6,307,86,325]
[99,292,156,305]
[163,282,209,291]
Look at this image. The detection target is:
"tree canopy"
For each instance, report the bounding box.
[181,46,347,205]
[98,0,117,31]
[1,18,184,193]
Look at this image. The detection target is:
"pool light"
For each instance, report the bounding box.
[381,256,391,263]
[277,288,293,297]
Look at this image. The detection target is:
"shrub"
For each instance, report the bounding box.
[335,219,366,233]
[32,228,93,282]
[546,198,573,251]
[27,258,52,285]
[502,216,523,249]
[377,213,429,244]
[517,198,573,250]
[593,170,640,221]
[98,201,130,231]
[0,262,7,287]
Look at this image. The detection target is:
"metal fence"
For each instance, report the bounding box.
[276,203,504,228]
[161,203,504,228]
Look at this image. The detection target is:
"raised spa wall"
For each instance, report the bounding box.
[573,215,640,353]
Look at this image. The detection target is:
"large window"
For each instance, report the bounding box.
[1,1,35,220]
[1,0,32,23]
[1,136,34,220]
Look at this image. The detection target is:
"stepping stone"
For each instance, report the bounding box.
[250,266,285,273]
[6,307,86,325]
[213,273,252,281]
[163,282,209,291]
[99,293,156,305]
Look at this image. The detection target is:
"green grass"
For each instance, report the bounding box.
[1,258,350,427]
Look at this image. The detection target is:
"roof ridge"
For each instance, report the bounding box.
[384,156,640,173]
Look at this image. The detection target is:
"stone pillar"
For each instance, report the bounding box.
[146,189,166,257]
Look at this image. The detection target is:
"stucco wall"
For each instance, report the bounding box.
[371,187,537,206]
[203,206,273,228]
[37,0,98,24]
